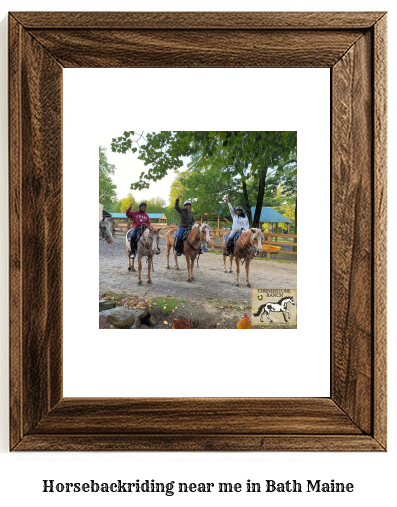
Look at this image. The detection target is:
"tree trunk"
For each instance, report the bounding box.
[241,179,252,223]
[252,167,268,228]
[293,197,297,252]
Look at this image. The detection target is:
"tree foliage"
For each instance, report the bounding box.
[99,146,118,209]
[120,193,138,213]
[111,131,297,227]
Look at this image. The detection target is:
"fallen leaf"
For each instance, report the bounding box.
[164,321,168,325]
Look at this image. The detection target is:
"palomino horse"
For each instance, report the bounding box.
[166,223,211,272]
[99,218,113,244]
[126,227,161,285]
[253,295,295,323]
[222,228,263,287]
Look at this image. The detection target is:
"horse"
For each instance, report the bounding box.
[126,227,161,285]
[166,223,211,273]
[222,228,264,287]
[165,227,179,269]
[253,296,295,323]
[99,218,113,244]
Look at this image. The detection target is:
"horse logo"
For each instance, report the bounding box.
[251,290,297,325]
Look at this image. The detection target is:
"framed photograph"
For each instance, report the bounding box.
[9,11,386,451]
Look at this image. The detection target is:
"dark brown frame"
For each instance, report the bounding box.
[9,11,387,451]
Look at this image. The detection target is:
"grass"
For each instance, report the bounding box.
[253,256,296,263]
[150,296,185,313]
[209,250,295,263]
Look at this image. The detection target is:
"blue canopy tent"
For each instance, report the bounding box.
[250,207,292,233]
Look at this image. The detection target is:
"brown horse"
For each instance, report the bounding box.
[165,227,179,269]
[166,224,211,274]
[126,227,161,285]
[222,228,264,287]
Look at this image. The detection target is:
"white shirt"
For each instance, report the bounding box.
[228,203,250,231]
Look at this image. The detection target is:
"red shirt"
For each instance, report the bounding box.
[126,207,151,228]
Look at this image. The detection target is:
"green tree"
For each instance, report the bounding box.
[110,200,122,213]
[120,193,138,213]
[144,197,167,214]
[99,146,117,209]
[111,131,297,227]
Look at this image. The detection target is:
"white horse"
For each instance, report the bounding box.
[253,296,295,323]
[126,227,161,285]
[99,218,113,244]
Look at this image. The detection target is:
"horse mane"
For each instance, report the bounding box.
[277,295,293,304]
[251,228,263,239]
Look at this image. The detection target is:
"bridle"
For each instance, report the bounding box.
[186,226,201,253]
[138,228,160,271]
[100,220,109,241]
[235,230,254,256]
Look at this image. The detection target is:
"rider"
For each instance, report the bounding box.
[174,195,202,256]
[126,202,161,259]
[224,197,250,255]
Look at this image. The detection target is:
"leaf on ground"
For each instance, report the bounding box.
[164,321,168,325]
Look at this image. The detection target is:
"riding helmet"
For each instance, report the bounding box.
[184,200,192,206]
[235,206,244,211]
[139,202,147,208]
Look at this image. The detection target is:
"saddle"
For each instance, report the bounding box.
[224,231,241,255]
[182,226,192,242]
[133,224,148,248]
[174,226,194,255]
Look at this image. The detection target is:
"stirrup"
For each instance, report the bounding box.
[129,250,135,259]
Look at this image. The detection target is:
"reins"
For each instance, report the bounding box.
[234,232,257,264]
[138,231,159,272]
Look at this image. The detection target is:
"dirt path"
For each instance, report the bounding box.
[100,237,297,326]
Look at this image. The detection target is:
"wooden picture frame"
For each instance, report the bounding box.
[9,11,387,451]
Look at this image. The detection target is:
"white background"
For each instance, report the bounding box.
[63,68,329,397]
[0,1,395,507]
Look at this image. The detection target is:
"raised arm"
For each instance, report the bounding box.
[225,197,235,217]
[175,195,182,213]
[126,205,134,219]
[227,202,235,217]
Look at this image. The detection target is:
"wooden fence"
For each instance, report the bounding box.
[261,232,297,258]
[108,220,297,258]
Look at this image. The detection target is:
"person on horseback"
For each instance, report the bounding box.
[174,195,202,256]
[126,202,161,259]
[224,197,250,255]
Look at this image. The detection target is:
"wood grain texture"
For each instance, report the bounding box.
[11,11,385,29]
[32,398,362,435]
[9,16,64,447]
[332,32,373,434]
[373,14,387,449]
[9,11,387,452]
[27,29,363,68]
[9,15,23,450]
[14,435,383,452]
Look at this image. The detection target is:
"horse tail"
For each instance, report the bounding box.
[253,304,266,317]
